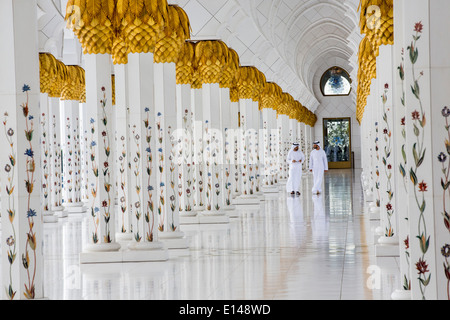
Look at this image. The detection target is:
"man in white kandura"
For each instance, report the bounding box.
[286,143,305,196]
[309,141,328,195]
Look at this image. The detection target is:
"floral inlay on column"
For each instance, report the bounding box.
[407,21,430,299]
[224,128,232,205]
[41,113,49,212]
[381,83,394,237]
[168,125,177,231]
[65,117,73,202]
[205,120,212,210]
[3,112,17,300]
[118,134,128,234]
[438,106,450,299]
[22,85,38,299]
[144,107,155,240]
[398,47,411,291]
[100,87,112,243]
[157,112,166,231]
[89,118,99,243]
[131,124,142,241]
[241,115,248,195]
[182,109,194,212]
[374,121,381,209]
[52,115,62,208]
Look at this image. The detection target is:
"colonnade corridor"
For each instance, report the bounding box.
[0,169,398,300]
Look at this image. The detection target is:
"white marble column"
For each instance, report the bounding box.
[125,52,169,256]
[114,64,132,242]
[199,83,229,223]
[40,94,57,223]
[391,0,412,300]
[234,98,260,206]
[252,101,263,195]
[191,88,205,212]
[375,44,400,256]
[176,84,198,223]
[230,98,241,198]
[0,0,44,299]
[49,97,65,216]
[80,53,121,263]
[277,114,290,182]
[220,86,237,212]
[261,108,278,193]
[402,0,450,300]
[154,62,189,244]
[61,100,86,213]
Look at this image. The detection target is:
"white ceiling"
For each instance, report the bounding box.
[36,0,362,113]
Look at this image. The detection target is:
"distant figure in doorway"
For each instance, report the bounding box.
[286,143,305,196]
[309,141,328,195]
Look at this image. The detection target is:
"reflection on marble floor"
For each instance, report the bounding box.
[1,169,401,300]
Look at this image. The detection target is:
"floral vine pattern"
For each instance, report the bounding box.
[168,125,177,230]
[74,117,81,203]
[118,134,127,234]
[248,129,255,195]
[397,47,411,291]
[52,115,62,208]
[89,117,99,243]
[182,109,194,212]
[381,83,394,238]
[407,21,430,299]
[21,85,37,299]
[157,112,166,231]
[100,87,112,243]
[144,107,156,240]
[233,129,240,194]
[3,111,17,300]
[205,120,212,210]
[212,131,221,211]
[438,106,450,299]
[374,121,381,209]
[131,124,142,241]
[65,116,74,202]
[224,128,232,206]
[241,115,248,195]
[255,129,260,193]
[41,112,49,212]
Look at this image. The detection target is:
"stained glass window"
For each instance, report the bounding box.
[320,67,352,96]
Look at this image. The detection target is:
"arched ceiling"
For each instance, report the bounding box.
[36,0,362,113]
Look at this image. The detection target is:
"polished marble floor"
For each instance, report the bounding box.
[1,169,402,300]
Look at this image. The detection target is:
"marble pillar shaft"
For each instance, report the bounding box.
[0,0,44,299]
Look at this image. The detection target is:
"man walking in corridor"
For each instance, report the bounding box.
[309,141,328,195]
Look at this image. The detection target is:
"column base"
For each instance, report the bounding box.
[365,191,374,202]
[222,204,236,211]
[115,232,133,242]
[370,207,380,220]
[234,195,261,205]
[64,202,87,213]
[180,214,200,225]
[391,290,412,300]
[42,210,58,223]
[51,205,64,212]
[80,243,122,264]
[375,236,399,257]
[262,185,279,193]
[159,231,189,249]
[80,241,169,264]
[223,206,240,218]
[55,210,68,219]
[199,211,229,224]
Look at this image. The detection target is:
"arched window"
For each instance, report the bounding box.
[320,67,352,96]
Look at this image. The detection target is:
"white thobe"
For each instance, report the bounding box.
[309,148,328,194]
[286,148,305,193]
